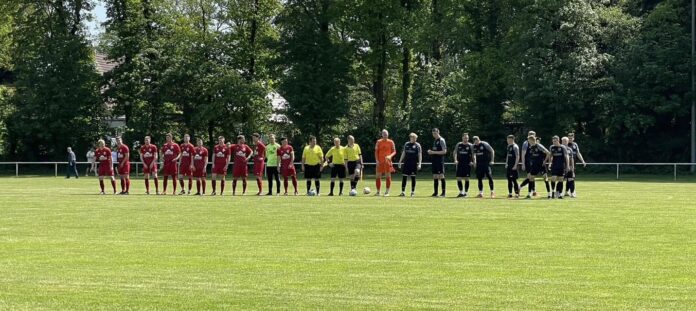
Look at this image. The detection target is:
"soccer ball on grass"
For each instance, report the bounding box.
[363,187,371,195]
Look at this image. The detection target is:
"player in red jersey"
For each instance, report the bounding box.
[211,136,230,195]
[278,137,298,195]
[95,139,117,194]
[192,138,209,195]
[251,133,266,195]
[140,135,159,195]
[161,133,181,195]
[116,136,131,195]
[178,134,196,195]
[231,135,253,195]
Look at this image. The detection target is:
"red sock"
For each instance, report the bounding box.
[196,180,201,193]
[99,180,104,192]
[292,176,298,192]
[220,180,225,194]
[111,180,116,193]
[163,176,168,193]
[120,179,125,192]
[179,178,184,190]
[386,176,391,189]
[232,180,237,193]
[154,178,159,192]
[284,177,289,192]
[257,178,262,193]
[376,178,382,192]
[212,180,217,192]
[172,176,177,193]
[126,179,131,192]
[243,179,247,193]
[145,179,150,192]
[188,177,192,192]
[202,179,206,194]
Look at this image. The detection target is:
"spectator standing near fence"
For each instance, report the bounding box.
[86,148,95,176]
[66,147,79,179]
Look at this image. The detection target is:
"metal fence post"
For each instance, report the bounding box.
[674,164,678,181]
[135,162,139,177]
[15,163,18,177]
[616,164,620,180]
[55,163,58,177]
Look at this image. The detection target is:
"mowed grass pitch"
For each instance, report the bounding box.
[0,177,695,310]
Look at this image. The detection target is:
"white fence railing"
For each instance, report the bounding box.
[1,162,695,181]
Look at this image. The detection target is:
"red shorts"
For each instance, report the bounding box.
[98,165,114,177]
[254,161,265,176]
[376,159,395,174]
[163,162,178,176]
[212,163,227,176]
[118,162,130,175]
[193,166,207,178]
[281,165,297,177]
[233,163,248,178]
[142,162,158,174]
[180,162,193,177]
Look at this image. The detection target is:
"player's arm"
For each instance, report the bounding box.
[435,140,447,155]
[564,149,571,172]
[520,143,527,165]
[513,145,520,170]
[301,149,306,172]
[326,149,333,167]
[387,141,396,160]
[452,144,458,164]
[417,143,422,170]
[152,149,158,169]
[245,146,253,162]
[120,151,129,168]
[576,145,586,167]
[374,142,380,165]
[225,150,231,168]
[485,143,495,164]
[173,146,182,163]
[398,146,406,168]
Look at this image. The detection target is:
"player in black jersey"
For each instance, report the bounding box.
[522,136,550,199]
[398,133,422,197]
[518,131,536,192]
[473,136,496,198]
[453,133,475,197]
[547,136,570,199]
[428,128,448,197]
[505,135,521,198]
[565,133,586,198]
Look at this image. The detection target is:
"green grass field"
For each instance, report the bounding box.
[1,177,695,310]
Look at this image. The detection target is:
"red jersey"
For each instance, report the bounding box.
[117,144,130,164]
[253,142,266,163]
[162,142,181,165]
[140,144,158,164]
[232,144,253,166]
[180,143,195,167]
[95,147,113,167]
[213,144,230,166]
[193,146,208,169]
[278,145,294,168]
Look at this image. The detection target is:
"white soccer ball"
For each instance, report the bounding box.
[349,189,358,196]
[363,187,371,195]
[308,189,317,196]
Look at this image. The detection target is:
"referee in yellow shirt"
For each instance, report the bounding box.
[302,135,324,195]
[325,137,348,196]
[344,135,363,191]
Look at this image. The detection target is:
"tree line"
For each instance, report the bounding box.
[0,0,692,163]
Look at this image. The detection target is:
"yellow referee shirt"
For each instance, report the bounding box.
[326,146,346,165]
[344,144,362,162]
[302,145,324,165]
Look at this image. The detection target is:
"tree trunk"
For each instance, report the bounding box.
[401,46,411,125]
[248,0,259,80]
[431,0,442,62]
[372,31,387,131]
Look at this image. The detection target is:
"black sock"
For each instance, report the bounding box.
[550,181,556,194]
[513,179,519,194]
[411,176,416,192]
[478,179,483,191]
[330,181,335,194]
[457,180,463,192]
[440,179,446,195]
[565,181,570,192]
[433,179,439,194]
[545,180,551,192]
[306,180,311,192]
[488,175,494,191]
[507,178,513,193]
[530,180,535,193]
[339,181,344,194]
[350,180,356,190]
[520,179,529,189]
[570,180,575,193]
[402,176,408,192]
[556,181,563,194]
[315,180,320,194]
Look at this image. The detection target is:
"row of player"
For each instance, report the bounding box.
[91,129,585,199]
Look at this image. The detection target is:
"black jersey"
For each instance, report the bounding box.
[474,141,493,165]
[529,143,549,165]
[569,142,580,161]
[455,142,474,163]
[549,145,568,169]
[506,143,519,166]
[431,137,446,162]
[403,142,421,164]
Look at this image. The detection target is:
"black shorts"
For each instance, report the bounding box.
[347,161,358,175]
[476,165,492,179]
[431,160,445,175]
[304,164,321,179]
[402,161,418,176]
[565,170,575,179]
[456,163,472,178]
[528,163,543,176]
[506,166,519,179]
[266,166,279,176]
[331,164,346,178]
[551,166,565,177]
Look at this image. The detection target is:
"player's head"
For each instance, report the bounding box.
[183,134,190,143]
[116,136,123,146]
[196,138,203,146]
[252,133,260,143]
[280,137,288,146]
[166,133,173,143]
[567,132,575,142]
[528,130,536,138]
[561,136,569,145]
[527,135,537,146]
[268,134,276,144]
[473,136,481,145]
[144,136,151,144]
[218,136,225,145]
[409,133,418,143]
[462,133,469,142]
[507,135,515,144]
[333,137,341,147]
[308,135,316,146]
[347,135,355,145]
[97,139,105,148]
[237,135,245,144]
[431,128,440,138]
[381,129,389,139]
[67,147,72,152]
[552,135,560,145]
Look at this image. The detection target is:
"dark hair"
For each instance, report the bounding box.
[507,135,515,139]
[432,128,440,133]
[308,135,316,141]
[252,133,260,138]
[237,135,244,141]
[280,137,287,142]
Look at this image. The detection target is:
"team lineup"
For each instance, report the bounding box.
[92,128,586,199]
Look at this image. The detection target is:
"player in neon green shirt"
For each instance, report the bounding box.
[265,134,281,195]
[325,137,348,196]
